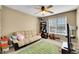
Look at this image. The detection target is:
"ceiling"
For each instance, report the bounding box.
[5,5,78,17]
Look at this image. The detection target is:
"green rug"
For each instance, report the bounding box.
[16,39,60,54]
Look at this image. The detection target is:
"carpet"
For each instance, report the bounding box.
[14,39,60,54]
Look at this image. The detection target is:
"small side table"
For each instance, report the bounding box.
[61,41,76,54]
[62,48,69,54]
[61,41,69,54]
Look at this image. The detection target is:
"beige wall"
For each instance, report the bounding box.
[2,6,40,34]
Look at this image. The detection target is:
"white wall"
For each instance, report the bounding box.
[76,6,79,48]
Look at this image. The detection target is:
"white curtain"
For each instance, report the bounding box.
[47,16,67,35]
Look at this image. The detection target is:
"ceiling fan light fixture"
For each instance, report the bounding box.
[40,11,46,15]
[42,11,46,13]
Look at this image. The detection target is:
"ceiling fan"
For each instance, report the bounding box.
[35,5,53,15]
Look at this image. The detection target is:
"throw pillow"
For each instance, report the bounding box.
[17,33,24,41]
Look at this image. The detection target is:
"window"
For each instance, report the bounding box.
[47,16,67,35]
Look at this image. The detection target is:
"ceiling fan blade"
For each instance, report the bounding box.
[34,11,41,14]
[44,9,53,13]
[47,11,53,13]
[47,5,53,9]
[34,7,40,10]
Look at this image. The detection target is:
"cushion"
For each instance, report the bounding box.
[11,35,17,40]
[1,36,9,41]
[19,31,25,35]
[24,31,28,38]
[11,32,17,40]
[17,33,24,41]
[12,40,19,43]
[23,39,30,44]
